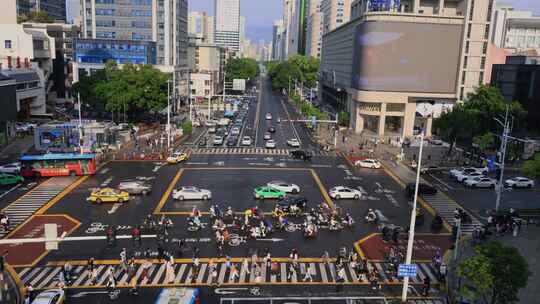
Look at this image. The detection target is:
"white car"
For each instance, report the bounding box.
[328,186,362,200]
[31,289,65,304]
[287,138,300,147]
[231,127,240,135]
[267,180,300,193]
[263,133,272,140]
[241,136,252,146]
[265,113,272,120]
[464,177,496,188]
[456,171,485,182]
[208,127,216,133]
[172,186,212,200]
[450,167,488,178]
[266,139,277,149]
[355,158,381,169]
[505,177,535,188]
[213,136,224,146]
[0,162,21,174]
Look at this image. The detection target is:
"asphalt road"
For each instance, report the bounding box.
[423,170,540,219]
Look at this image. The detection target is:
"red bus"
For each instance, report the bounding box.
[20,153,97,178]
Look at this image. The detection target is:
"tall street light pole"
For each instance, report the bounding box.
[167,80,171,149]
[495,106,510,211]
[77,92,83,155]
[401,131,425,302]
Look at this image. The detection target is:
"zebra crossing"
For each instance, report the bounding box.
[0,177,77,238]
[189,147,330,156]
[16,261,440,289]
[421,193,482,234]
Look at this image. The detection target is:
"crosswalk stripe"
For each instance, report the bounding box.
[17,261,440,288]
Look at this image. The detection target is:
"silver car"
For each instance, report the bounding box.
[172,186,212,200]
[117,181,151,195]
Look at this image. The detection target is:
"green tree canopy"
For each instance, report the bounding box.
[522,152,540,178]
[434,85,526,149]
[18,11,54,23]
[225,58,260,82]
[72,61,169,120]
[267,55,320,90]
[458,241,530,304]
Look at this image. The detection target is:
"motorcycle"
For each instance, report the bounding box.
[187,216,204,232]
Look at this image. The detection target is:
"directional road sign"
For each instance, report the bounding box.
[398,263,418,277]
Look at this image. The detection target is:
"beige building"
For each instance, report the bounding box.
[188,43,226,98]
[320,0,495,138]
[321,0,351,35]
[189,11,213,44]
[306,0,323,58]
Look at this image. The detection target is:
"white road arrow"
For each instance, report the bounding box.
[248,163,270,166]
[72,291,110,298]
[185,162,209,165]
[215,287,250,295]
[276,162,287,167]
[257,238,284,242]
[107,203,122,214]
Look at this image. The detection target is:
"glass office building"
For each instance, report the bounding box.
[73,38,157,65]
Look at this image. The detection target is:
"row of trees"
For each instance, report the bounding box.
[72,61,169,119]
[266,55,320,90]
[225,58,260,83]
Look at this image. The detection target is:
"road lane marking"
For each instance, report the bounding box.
[253,75,263,145]
[429,174,454,190]
[107,203,122,214]
[310,169,335,210]
[153,169,184,214]
[100,177,113,187]
[0,183,23,199]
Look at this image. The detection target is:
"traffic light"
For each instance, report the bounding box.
[132,226,142,247]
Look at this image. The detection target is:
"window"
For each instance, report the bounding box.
[460,87,464,100]
[479,72,484,85]
[96,20,115,27]
[96,0,114,3]
[461,71,466,85]
[480,57,486,69]
[95,9,115,15]
[204,80,210,86]
[467,24,472,38]
[469,0,475,20]
[482,42,488,54]
[16,83,26,90]
[463,56,468,68]
[4,40,12,49]
[28,81,39,88]
[484,25,490,39]
[465,41,469,53]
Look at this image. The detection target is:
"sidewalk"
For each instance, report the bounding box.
[0,135,34,163]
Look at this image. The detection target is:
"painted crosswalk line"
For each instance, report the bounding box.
[188,147,330,156]
[16,261,441,289]
[0,177,77,238]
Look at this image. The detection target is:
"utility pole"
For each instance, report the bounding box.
[167,80,171,149]
[495,106,510,211]
[222,69,226,111]
[77,93,83,155]
[288,76,291,94]
[401,131,425,302]
[334,113,339,148]
[453,218,462,260]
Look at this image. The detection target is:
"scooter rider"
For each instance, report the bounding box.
[225,207,234,218]
[365,209,377,223]
[329,216,340,230]
[344,213,354,227]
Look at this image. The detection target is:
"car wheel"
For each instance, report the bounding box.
[202,195,208,200]
[335,195,341,199]
[118,198,123,203]
[528,184,533,188]
[96,198,102,204]
[278,195,284,199]
[142,190,149,195]
[292,188,298,194]
[354,194,360,199]
[178,196,184,201]
[255,194,260,199]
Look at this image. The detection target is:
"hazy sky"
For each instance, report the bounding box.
[67,0,540,41]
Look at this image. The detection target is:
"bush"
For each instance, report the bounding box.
[182,121,193,135]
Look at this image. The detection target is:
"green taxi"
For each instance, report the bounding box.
[0,173,24,186]
[253,186,286,199]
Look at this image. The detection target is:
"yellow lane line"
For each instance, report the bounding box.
[310,169,335,210]
[153,169,184,214]
[353,233,377,260]
[191,167,311,171]
[35,176,90,215]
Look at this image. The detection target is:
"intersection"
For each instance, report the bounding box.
[1,77,451,303]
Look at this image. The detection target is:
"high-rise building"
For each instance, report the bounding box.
[490,5,540,52]
[272,20,284,60]
[321,0,351,35]
[16,0,67,22]
[239,16,246,55]
[320,0,495,138]
[214,0,241,53]
[305,0,322,58]
[81,0,188,68]
[207,16,215,44]
[189,11,213,44]
[282,0,297,58]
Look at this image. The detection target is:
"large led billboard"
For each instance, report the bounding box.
[351,21,462,94]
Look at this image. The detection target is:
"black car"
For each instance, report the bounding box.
[405,183,437,198]
[278,196,308,212]
[226,136,238,146]
[290,150,312,161]
[268,127,276,133]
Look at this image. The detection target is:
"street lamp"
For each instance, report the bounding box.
[401,130,426,302]
[77,92,83,155]
[493,106,511,211]
[167,79,171,149]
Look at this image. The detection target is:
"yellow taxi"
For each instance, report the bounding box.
[87,188,130,204]
[166,151,189,164]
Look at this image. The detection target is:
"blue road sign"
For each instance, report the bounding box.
[398,264,417,277]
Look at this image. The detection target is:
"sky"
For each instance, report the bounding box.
[67,0,540,42]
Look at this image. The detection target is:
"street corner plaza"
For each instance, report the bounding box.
[0,214,80,266]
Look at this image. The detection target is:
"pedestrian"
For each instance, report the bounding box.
[140,260,152,283]
[210,262,218,286]
[193,246,200,259]
[177,239,185,258]
[225,255,232,270]
[26,284,35,302]
[243,257,251,275]
[302,264,313,282]
[264,251,271,269]
[128,258,136,279]
[63,262,72,284]
[271,260,279,279]
[165,257,175,284]
[439,262,447,282]
[120,248,128,272]
[230,263,239,281]
[289,248,299,262]
[422,276,431,295]
[287,262,297,280]
[322,251,330,265]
